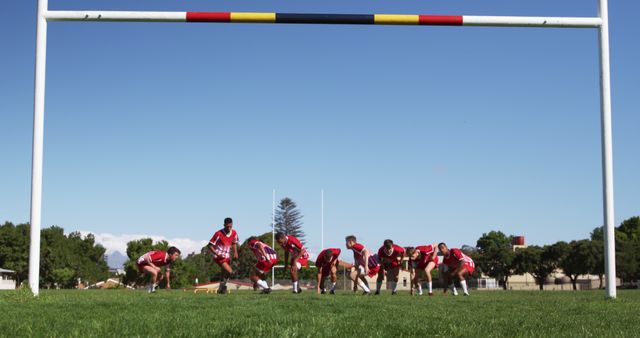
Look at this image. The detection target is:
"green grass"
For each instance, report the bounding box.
[1,289,638,337]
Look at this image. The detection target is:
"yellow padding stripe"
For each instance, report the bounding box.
[231,12,276,23]
[374,15,419,25]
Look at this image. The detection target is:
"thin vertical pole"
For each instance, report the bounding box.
[29,0,49,296]
[321,189,324,250]
[598,0,616,299]
[272,189,275,287]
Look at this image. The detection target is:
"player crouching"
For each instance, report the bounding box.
[406,244,438,296]
[345,235,380,295]
[438,242,475,296]
[376,239,405,295]
[207,217,239,294]
[315,248,342,294]
[276,232,310,294]
[247,237,278,294]
[136,246,181,293]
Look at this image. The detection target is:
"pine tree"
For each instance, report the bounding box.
[274,197,305,244]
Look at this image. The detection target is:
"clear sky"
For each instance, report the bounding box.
[1,0,638,257]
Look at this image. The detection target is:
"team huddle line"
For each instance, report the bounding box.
[136,218,476,296]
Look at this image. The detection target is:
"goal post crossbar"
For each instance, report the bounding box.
[27,1,618,299]
[44,11,602,28]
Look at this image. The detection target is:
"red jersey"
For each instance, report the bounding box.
[315,248,341,268]
[280,235,309,259]
[416,245,437,264]
[249,239,278,262]
[377,244,405,268]
[137,250,170,267]
[443,248,474,269]
[209,229,239,259]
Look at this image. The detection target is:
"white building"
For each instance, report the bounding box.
[0,268,16,290]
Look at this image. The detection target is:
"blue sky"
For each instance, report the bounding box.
[1,0,638,257]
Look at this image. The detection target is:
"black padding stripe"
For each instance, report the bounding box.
[276,13,375,25]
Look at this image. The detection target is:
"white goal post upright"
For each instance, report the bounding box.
[28,0,617,298]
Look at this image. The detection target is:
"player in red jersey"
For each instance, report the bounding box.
[406,244,439,296]
[345,235,380,295]
[207,217,239,294]
[136,246,181,293]
[376,239,405,295]
[247,236,278,294]
[438,242,475,296]
[276,232,309,293]
[315,248,342,294]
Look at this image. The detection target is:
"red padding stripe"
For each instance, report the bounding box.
[186,12,231,22]
[418,15,463,26]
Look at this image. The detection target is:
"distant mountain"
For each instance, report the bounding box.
[106,251,128,269]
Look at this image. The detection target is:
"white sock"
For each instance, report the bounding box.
[257,280,269,290]
[417,283,423,295]
[461,280,468,294]
[376,281,382,292]
[428,282,433,293]
[391,282,397,292]
[452,284,458,295]
[330,282,336,291]
[358,280,371,293]
[293,281,299,291]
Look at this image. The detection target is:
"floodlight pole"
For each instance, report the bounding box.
[598,0,616,299]
[28,0,48,296]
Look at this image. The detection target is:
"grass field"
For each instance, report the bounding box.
[1,289,638,337]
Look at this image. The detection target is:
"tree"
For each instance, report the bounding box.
[274,198,305,243]
[0,222,30,284]
[513,245,564,291]
[475,231,515,290]
[559,240,597,290]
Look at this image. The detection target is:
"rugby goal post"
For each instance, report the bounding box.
[28,0,617,298]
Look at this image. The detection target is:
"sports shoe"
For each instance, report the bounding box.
[391,291,398,295]
[217,285,228,294]
[428,292,433,297]
[463,292,470,296]
[374,291,380,295]
[260,288,272,294]
[321,289,326,294]
[296,288,303,294]
[362,291,371,296]
[329,290,335,295]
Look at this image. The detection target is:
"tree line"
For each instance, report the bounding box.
[0,222,109,288]
[473,216,639,290]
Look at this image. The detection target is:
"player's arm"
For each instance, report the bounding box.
[430,243,438,261]
[316,270,323,294]
[165,267,171,289]
[257,242,268,259]
[363,249,370,274]
[398,249,405,266]
[283,250,290,269]
[232,242,238,260]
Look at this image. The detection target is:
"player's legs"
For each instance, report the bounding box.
[350,266,371,294]
[413,268,426,295]
[425,261,437,295]
[388,266,400,294]
[290,260,301,293]
[455,267,471,295]
[329,264,338,294]
[375,268,385,295]
[218,261,233,293]
[142,265,159,293]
